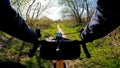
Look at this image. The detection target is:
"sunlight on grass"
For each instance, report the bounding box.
[58,23,120,68]
[41,23,57,39]
[59,24,81,40]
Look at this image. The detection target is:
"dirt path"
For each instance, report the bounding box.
[57,24,81,68]
[57,24,67,38]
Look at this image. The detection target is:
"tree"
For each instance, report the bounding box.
[59,0,85,24]
[11,0,29,17]
[59,0,97,23]
[84,0,90,22]
[11,0,55,20]
[26,0,36,20]
[84,0,97,22]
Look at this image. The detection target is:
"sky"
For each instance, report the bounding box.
[35,0,62,20]
[12,0,97,20]
[43,6,62,20]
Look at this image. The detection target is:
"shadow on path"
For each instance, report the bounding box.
[0,61,26,68]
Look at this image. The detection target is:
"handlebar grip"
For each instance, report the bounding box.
[82,42,91,58]
[28,29,40,57]
[28,44,38,57]
[35,29,41,38]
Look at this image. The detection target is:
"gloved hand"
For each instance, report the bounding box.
[0,0,41,44]
[28,29,41,57]
[31,29,41,44]
[79,28,93,43]
[35,29,41,38]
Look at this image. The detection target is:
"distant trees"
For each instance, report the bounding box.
[10,0,55,30]
[59,0,97,24]
[11,0,29,17]
[59,0,84,24]
[11,0,55,20]
[84,0,90,22]
[28,16,54,29]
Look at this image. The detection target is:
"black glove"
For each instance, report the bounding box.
[0,1,41,44]
[29,29,41,44]
[35,29,41,38]
[79,28,93,43]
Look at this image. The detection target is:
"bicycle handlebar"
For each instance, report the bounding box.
[28,39,91,59]
[28,32,91,60]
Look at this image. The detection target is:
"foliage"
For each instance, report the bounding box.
[27,17,54,30]
[58,22,86,40]
[58,0,97,23]
[25,53,52,68]
[58,22,120,68]
[41,23,57,39]
[0,18,56,68]
[11,0,55,19]
[0,16,120,68]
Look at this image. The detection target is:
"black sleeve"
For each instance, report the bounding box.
[0,0,39,43]
[80,0,120,42]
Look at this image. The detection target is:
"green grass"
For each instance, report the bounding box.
[0,23,58,68]
[58,23,120,68]
[59,23,81,40]
[40,23,58,39]
[1,22,120,68]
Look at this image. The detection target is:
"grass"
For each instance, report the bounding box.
[40,23,58,40]
[1,22,120,68]
[0,23,58,68]
[59,23,81,40]
[27,23,58,68]
[58,23,120,68]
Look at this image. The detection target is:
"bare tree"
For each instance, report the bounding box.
[34,0,55,19]
[84,0,97,22]
[59,0,85,24]
[11,0,55,20]
[59,0,97,23]
[84,0,90,22]
[26,0,36,20]
[32,2,41,18]
[11,0,18,5]
[11,0,29,16]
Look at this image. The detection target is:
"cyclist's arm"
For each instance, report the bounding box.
[80,0,120,42]
[0,0,39,43]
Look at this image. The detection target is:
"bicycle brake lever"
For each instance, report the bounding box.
[81,42,91,58]
[28,43,39,57]
[28,29,41,57]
